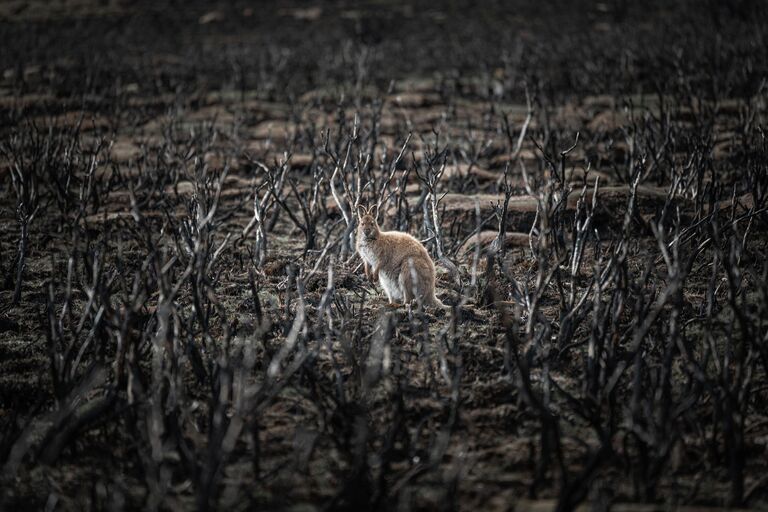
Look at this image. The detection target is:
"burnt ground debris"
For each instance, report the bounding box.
[1,1,768,510]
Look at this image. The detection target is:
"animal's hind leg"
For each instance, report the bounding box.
[382,283,393,303]
[398,265,415,306]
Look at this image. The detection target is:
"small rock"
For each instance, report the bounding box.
[199,11,224,25]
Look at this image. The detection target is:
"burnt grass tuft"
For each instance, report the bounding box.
[1,1,768,510]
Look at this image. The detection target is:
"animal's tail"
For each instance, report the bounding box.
[430,294,452,311]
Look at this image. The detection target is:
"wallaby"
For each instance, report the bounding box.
[356,205,447,309]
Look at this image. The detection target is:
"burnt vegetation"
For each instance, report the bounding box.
[1,1,768,510]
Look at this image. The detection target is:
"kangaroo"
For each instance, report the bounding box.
[356,205,447,309]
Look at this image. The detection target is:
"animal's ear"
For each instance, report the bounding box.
[367,204,377,217]
[356,205,367,218]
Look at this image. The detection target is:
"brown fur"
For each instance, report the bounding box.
[356,205,447,309]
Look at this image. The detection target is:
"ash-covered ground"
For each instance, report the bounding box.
[1,1,768,510]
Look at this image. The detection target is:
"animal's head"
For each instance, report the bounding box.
[357,205,380,239]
